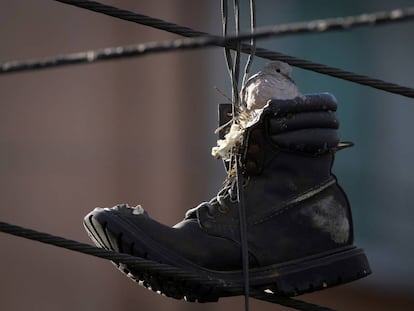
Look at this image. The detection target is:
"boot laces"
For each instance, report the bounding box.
[208,162,251,305]
[207,177,238,215]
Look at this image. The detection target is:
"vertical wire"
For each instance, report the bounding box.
[241,0,256,90]
[220,5,250,309]
[233,1,249,311]
[221,0,235,105]
[232,0,241,113]
[236,160,250,311]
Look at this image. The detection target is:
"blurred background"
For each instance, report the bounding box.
[1,1,413,310]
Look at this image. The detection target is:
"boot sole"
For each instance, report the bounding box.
[84,209,371,302]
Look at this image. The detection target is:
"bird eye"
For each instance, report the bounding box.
[276,69,281,73]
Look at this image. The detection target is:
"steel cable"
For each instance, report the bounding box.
[0,220,335,311]
[54,1,414,40]
[0,2,413,98]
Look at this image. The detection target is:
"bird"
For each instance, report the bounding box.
[240,61,302,112]
[212,61,302,160]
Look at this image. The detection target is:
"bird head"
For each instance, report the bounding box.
[262,61,292,78]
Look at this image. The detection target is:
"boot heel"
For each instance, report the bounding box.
[256,246,371,297]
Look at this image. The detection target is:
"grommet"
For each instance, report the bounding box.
[223,108,233,120]
[218,204,229,214]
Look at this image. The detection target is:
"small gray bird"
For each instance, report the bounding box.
[240,61,301,111]
[212,61,302,160]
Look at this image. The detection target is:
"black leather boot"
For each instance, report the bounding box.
[84,93,370,302]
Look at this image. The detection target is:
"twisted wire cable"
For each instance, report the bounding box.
[233,0,242,107]
[0,220,335,311]
[1,31,413,98]
[1,4,413,98]
[55,0,205,38]
[50,0,414,99]
[54,1,414,39]
[221,0,236,107]
[241,0,256,89]
[229,2,251,310]
[0,221,207,282]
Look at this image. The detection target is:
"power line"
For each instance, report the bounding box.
[1,31,414,99]
[55,0,206,38]
[1,4,413,99]
[0,220,335,311]
[55,1,414,39]
[53,0,414,98]
[248,46,414,98]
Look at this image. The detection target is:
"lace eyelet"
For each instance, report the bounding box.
[205,203,216,219]
[218,204,229,214]
[229,194,238,203]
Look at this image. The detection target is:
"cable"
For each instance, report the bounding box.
[51,1,414,99]
[0,221,206,282]
[245,46,414,98]
[2,32,413,100]
[253,290,336,311]
[221,0,235,106]
[236,158,251,311]
[241,0,256,89]
[51,0,414,98]
[0,220,335,311]
[1,8,414,99]
[54,0,206,38]
[230,2,250,310]
[233,0,241,107]
[54,1,414,41]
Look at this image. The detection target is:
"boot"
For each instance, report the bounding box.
[84,93,370,302]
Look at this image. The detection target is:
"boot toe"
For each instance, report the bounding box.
[84,204,245,271]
